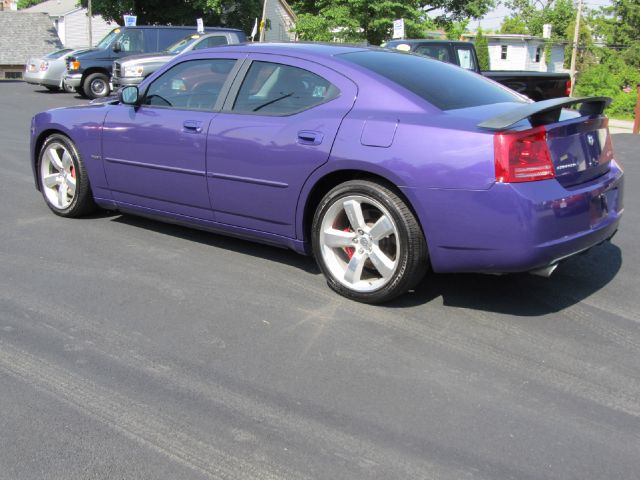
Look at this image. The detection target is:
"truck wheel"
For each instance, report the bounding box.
[83,72,110,99]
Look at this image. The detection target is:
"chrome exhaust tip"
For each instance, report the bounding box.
[529,264,559,278]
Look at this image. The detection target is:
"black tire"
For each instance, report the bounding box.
[83,72,110,99]
[311,179,428,303]
[44,85,59,92]
[37,134,97,217]
[75,85,86,98]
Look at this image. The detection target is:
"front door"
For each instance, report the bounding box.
[206,55,357,237]
[102,56,239,219]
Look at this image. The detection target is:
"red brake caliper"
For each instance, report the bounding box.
[343,227,355,260]
[70,166,76,178]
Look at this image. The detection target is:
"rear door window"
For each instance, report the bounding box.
[340,50,524,111]
[232,61,340,115]
[455,45,477,71]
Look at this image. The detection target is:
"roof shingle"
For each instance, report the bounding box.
[0,12,63,64]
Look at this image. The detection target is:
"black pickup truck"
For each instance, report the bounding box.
[383,39,570,101]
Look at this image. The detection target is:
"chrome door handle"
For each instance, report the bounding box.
[297,130,323,145]
[183,120,203,133]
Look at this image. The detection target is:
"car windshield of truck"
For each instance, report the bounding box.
[96,29,120,49]
[340,50,525,110]
[166,34,202,54]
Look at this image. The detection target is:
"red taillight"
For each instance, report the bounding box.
[494,126,555,183]
[565,79,571,96]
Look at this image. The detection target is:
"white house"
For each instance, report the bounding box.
[24,0,116,48]
[464,33,567,73]
[262,0,296,42]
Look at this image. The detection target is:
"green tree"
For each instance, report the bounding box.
[79,0,261,34]
[499,15,528,34]
[576,0,640,116]
[502,0,576,38]
[475,27,490,70]
[291,0,495,45]
[17,0,46,8]
[444,20,469,40]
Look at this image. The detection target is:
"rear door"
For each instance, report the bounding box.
[206,55,357,237]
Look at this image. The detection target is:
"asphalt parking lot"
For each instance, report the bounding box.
[1,81,639,479]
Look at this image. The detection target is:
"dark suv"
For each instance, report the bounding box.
[64,26,246,99]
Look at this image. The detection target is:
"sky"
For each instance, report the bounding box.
[467,0,613,32]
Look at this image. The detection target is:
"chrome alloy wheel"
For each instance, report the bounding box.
[90,78,107,96]
[40,141,77,209]
[319,195,400,292]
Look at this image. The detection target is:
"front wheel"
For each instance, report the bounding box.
[83,72,110,99]
[37,134,97,217]
[312,180,428,303]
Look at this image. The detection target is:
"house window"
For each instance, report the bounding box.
[5,71,22,79]
[535,46,542,63]
[500,45,508,60]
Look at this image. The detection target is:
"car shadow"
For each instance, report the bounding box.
[387,241,622,315]
[108,212,622,315]
[109,213,320,274]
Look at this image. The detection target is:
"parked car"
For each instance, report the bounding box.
[383,39,571,101]
[31,44,623,303]
[63,26,246,99]
[24,48,75,92]
[112,31,245,88]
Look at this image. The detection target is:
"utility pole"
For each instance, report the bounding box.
[569,0,582,97]
[259,0,268,42]
[87,0,93,47]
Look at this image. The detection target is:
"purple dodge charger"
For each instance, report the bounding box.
[30,43,624,303]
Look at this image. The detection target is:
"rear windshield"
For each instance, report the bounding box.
[339,50,525,110]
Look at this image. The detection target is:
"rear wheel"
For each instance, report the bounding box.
[37,134,97,217]
[83,72,110,99]
[312,180,427,303]
[44,85,59,92]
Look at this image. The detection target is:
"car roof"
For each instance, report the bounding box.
[385,39,469,46]
[198,42,371,59]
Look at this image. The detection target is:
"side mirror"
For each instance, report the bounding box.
[118,86,139,105]
[112,41,121,53]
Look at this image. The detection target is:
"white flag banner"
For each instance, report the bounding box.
[251,17,258,41]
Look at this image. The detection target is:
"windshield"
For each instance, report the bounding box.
[95,28,121,49]
[165,34,202,54]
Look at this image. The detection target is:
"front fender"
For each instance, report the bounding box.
[30,104,114,200]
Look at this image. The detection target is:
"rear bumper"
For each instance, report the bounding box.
[404,160,624,274]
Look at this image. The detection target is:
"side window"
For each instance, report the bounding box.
[143,58,236,111]
[455,46,477,71]
[232,61,340,115]
[192,36,228,49]
[119,30,144,53]
[415,45,451,63]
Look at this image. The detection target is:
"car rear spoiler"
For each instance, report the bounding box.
[477,96,612,131]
